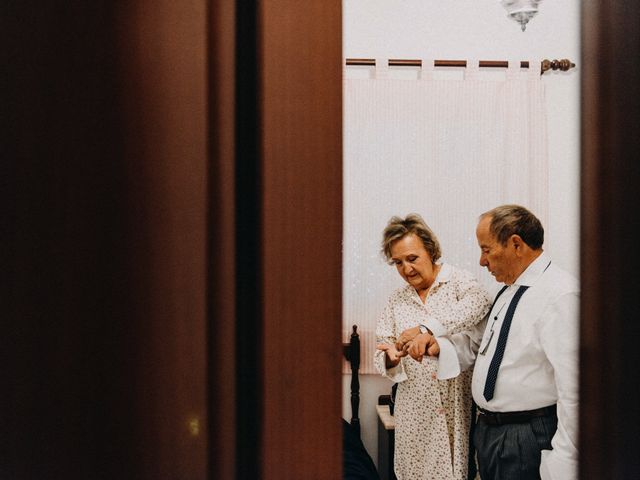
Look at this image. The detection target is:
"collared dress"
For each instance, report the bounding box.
[374,263,491,480]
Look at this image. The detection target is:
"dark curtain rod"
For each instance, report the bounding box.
[345,58,575,74]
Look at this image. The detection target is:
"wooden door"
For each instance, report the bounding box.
[581,2,640,478]
[5,0,342,478]
[5,2,209,478]
[210,1,343,478]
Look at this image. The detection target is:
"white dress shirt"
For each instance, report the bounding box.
[436,252,579,480]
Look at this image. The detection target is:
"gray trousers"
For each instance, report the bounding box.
[474,412,558,480]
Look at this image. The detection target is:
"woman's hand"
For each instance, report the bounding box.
[405,333,441,362]
[395,326,421,351]
[376,343,407,368]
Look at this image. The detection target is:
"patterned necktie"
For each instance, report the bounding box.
[483,285,530,402]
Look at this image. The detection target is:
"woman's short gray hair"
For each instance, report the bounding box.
[480,204,544,249]
[381,213,441,264]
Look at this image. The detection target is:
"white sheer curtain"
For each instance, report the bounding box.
[343,61,549,374]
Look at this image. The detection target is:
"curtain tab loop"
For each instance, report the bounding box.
[527,59,541,78]
[507,58,520,78]
[419,59,435,81]
[375,58,389,79]
[464,59,480,79]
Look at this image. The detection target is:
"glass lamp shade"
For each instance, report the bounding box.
[500,0,542,31]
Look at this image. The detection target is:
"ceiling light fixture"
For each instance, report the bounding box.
[500,0,542,32]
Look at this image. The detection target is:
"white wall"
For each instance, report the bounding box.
[342,0,580,466]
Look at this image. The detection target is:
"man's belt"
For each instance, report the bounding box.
[477,404,556,425]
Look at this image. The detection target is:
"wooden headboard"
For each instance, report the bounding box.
[343,324,361,435]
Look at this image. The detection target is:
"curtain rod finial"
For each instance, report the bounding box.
[541,58,575,74]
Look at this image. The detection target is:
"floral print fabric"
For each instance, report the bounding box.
[374,264,491,480]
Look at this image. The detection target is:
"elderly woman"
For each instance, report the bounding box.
[375,214,491,480]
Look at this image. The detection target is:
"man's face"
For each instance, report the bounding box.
[476,216,519,285]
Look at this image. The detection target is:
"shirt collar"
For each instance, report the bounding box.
[402,262,452,302]
[435,262,453,284]
[514,251,550,287]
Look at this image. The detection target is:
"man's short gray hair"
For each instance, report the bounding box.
[480,205,544,249]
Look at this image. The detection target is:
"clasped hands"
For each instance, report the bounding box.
[377,326,440,367]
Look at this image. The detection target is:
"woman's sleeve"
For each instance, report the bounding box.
[435,270,491,335]
[373,296,408,383]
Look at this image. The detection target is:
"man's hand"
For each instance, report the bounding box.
[395,326,421,351]
[376,343,407,368]
[405,333,441,362]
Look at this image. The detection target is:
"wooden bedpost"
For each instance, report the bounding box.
[343,324,361,435]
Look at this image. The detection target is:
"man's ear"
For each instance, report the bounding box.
[510,234,525,255]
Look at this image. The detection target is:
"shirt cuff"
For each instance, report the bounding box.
[385,362,408,383]
[421,315,447,337]
[540,449,577,480]
[435,337,461,380]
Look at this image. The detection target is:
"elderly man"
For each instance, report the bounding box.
[399,205,578,480]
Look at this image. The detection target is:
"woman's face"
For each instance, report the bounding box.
[389,233,437,291]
